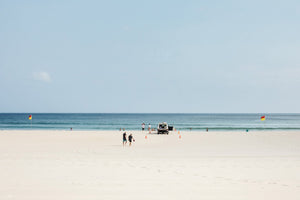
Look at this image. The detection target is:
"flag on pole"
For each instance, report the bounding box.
[261,116,265,121]
[29,115,32,120]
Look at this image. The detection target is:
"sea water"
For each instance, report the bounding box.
[0,113,300,131]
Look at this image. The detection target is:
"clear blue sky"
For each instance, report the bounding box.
[1,0,299,113]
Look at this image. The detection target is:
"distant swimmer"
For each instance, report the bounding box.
[123,132,127,146]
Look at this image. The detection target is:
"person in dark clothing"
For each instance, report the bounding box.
[123,132,127,146]
[142,123,145,131]
[128,134,134,146]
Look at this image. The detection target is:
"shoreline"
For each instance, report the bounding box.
[1,129,300,133]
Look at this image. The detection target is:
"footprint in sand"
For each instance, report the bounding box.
[237,179,249,183]
[268,182,277,185]
[127,163,135,167]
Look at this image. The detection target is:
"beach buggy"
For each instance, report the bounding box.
[157,122,169,134]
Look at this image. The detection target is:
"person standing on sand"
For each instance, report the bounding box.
[142,123,145,131]
[123,132,127,146]
[148,123,151,131]
[128,134,135,146]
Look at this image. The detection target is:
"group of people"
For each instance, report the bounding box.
[122,122,153,146]
[122,132,135,146]
[141,122,151,131]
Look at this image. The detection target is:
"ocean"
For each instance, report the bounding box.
[0,113,300,131]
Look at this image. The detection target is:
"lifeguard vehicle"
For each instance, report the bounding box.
[157,122,169,134]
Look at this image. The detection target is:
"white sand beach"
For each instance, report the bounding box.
[0,130,299,200]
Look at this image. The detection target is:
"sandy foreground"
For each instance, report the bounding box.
[0,130,299,200]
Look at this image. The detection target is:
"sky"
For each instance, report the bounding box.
[0,0,300,113]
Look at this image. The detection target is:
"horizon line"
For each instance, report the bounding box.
[1,112,300,114]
